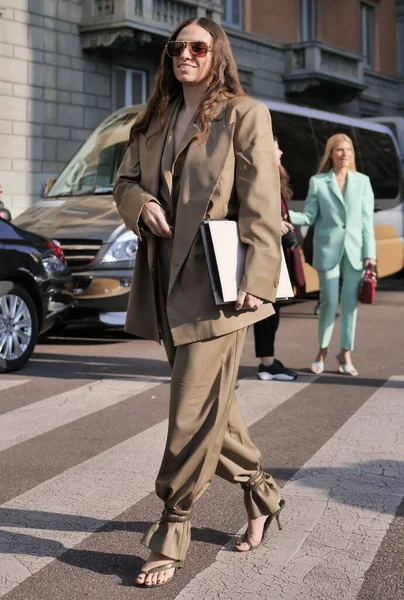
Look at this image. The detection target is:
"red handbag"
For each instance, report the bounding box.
[359,270,377,304]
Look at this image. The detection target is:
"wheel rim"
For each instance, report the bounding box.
[0,294,33,361]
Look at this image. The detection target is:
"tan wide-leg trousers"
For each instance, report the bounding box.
[141,244,281,561]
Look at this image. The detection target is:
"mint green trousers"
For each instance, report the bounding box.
[318,252,363,351]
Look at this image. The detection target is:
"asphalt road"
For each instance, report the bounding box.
[1,278,404,600]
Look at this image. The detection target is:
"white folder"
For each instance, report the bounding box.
[200,219,294,305]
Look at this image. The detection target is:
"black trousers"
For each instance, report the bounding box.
[253,302,281,358]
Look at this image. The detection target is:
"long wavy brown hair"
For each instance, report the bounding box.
[128,17,246,145]
[279,164,293,201]
[274,137,293,201]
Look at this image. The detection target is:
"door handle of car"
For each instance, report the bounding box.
[374,204,382,213]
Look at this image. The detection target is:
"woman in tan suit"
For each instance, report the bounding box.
[114,17,284,587]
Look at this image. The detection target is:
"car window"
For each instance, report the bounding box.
[47,111,138,198]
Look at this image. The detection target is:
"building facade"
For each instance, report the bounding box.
[0,0,403,216]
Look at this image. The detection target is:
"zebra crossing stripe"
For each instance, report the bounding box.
[0,377,313,597]
[0,380,30,393]
[0,379,161,452]
[173,376,404,600]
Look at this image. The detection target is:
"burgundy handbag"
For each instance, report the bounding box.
[359,270,377,304]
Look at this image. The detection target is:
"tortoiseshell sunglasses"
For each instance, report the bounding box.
[166,40,213,58]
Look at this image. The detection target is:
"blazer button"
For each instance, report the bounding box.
[194,252,203,261]
[342,225,346,229]
[274,280,279,287]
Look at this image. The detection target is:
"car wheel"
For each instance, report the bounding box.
[0,281,38,373]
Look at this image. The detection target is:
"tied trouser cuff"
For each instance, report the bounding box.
[241,469,281,519]
[141,506,191,561]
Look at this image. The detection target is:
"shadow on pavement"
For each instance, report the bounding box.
[39,324,134,346]
[1,459,403,584]
[18,354,171,380]
[6,345,169,380]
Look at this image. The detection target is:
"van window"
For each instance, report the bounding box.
[354,129,400,200]
[47,111,137,198]
[310,119,354,157]
[271,112,318,201]
[306,119,400,201]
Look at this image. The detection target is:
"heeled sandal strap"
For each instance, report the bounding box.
[140,560,182,576]
[337,362,358,376]
[311,361,324,374]
[236,533,254,550]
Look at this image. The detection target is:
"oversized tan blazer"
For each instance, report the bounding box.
[113,96,281,346]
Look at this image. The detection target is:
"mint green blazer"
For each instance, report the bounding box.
[289,170,377,272]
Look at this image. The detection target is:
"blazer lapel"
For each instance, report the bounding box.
[343,171,357,210]
[160,101,183,199]
[139,97,181,199]
[174,120,201,162]
[168,101,232,295]
[326,170,345,207]
[173,99,227,160]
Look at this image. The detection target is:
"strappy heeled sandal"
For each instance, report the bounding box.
[310,361,324,374]
[135,560,182,587]
[337,362,358,376]
[336,354,358,377]
[235,499,286,552]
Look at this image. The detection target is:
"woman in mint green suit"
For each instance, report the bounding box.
[289,134,377,376]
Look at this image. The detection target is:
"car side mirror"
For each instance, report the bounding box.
[0,207,12,222]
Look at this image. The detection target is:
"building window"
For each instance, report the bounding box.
[115,67,147,109]
[300,0,316,41]
[95,0,115,17]
[222,0,242,29]
[361,3,374,67]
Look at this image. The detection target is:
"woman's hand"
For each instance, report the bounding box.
[141,201,172,238]
[235,291,264,311]
[281,221,294,236]
[364,258,377,273]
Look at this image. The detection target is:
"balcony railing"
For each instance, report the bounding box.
[284,42,366,100]
[153,0,197,25]
[80,0,222,48]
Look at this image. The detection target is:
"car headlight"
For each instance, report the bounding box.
[101,230,138,265]
[42,254,68,274]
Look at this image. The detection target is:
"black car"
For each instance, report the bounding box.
[0,218,74,373]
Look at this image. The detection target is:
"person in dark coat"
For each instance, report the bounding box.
[253,138,306,380]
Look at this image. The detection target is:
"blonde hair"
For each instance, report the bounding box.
[317,133,357,174]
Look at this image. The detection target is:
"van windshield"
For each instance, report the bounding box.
[47,110,138,198]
